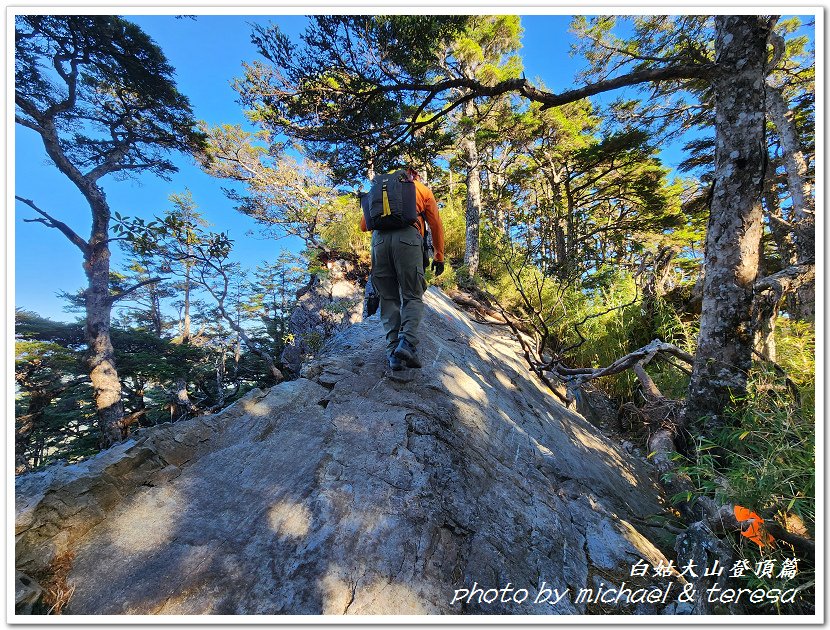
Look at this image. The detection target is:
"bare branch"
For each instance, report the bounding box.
[17,196,89,256]
[633,356,663,399]
[754,263,815,295]
[353,63,714,112]
[108,277,169,305]
[554,288,641,360]
[564,339,694,389]
[702,497,814,558]
[15,114,43,134]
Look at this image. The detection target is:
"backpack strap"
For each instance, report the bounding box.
[381,181,392,217]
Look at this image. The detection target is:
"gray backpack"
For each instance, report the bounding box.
[360,170,418,231]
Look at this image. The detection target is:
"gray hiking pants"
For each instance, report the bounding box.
[371,226,427,354]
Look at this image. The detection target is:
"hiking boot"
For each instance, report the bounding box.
[393,338,422,368]
[388,353,404,371]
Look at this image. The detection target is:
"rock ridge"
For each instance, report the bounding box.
[16,287,677,615]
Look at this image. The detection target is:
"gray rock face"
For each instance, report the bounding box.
[16,288,676,615]
[280,261,363,374]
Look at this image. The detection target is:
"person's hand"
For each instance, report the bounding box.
[431,259,445,276]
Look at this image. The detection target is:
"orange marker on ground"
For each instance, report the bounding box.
[734,505,775,548]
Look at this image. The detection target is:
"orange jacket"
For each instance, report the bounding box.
[360,179,445,262]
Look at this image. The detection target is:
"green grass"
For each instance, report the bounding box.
[668,331,816,614]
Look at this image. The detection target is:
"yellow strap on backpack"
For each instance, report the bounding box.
[381,183,391,217]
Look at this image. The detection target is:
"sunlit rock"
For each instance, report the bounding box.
[16,287,675,615]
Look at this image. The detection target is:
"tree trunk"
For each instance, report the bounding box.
[754,296,778,362]
[85,194,125,446]
[549,176,578,282]
[492,166,509,237]
[150,282,163,337]
[171,377,194,420]
[30,120,126,447]
[684,16,770,428]
[753,262,814,363]
[461,100,482,277]
[757,173,790,361]
[216,300,284,384]
[215,354,226,409]
[640,246,677,300]
[483,159,508,239]
[766,85,815,321]
[766,85,814,262]
[182,266,192,342]
[554,222,567,271]
[129,379,147,421]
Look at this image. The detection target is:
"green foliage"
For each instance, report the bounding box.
[15,15,205,179]
[15,314,95,469]
[112,328,204,384]
[682,394,814,609]
[774,318,815,392]
[15,310,85,347]
[318,195,371,261]
[15,378,99,469]
[436,195,467,263]
[302,331,325,354]
[239,15,469,182]
[685,380,814,528]
[452,15,523,86]
[561,272,647,398]
[242,252,305,352]
[665,320,816,613]
[200,124,341,251]
[426,254,460,290]
[15,295,293,469]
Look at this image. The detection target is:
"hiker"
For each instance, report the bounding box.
[360,165,445,371]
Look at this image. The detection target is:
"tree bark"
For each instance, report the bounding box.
[215,354,226,409]
[84,193,126,446]
[207,279,285,384]
[753,292,778,362]
[461,99,482,277]
[684,16,771,428]
[127,379,147,420]
[150,281,163,337]
[171,377,195,420]
[366,156,375,181]
[753,263,815,358]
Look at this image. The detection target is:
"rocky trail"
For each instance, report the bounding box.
[16,287,680,615]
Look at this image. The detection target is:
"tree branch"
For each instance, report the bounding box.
[17,196,89,256]
[564,339,694,388]
[14,114,44,134]
[754,263,815,295]
[43,51,83,119]
[384,64,716,114]
[108,277,169,305]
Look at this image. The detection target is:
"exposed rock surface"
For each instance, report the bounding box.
[280,261,363,374]
[16,287,678,615]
